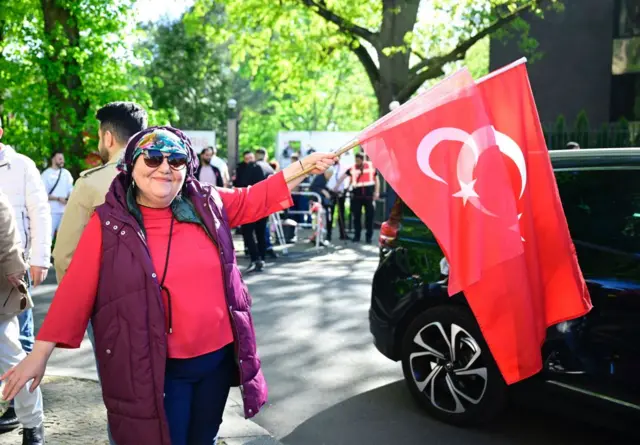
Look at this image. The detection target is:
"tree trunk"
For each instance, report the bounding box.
[40,0,89,173]
[375,0,420,116]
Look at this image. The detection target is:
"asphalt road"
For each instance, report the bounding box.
[242,243,637,445]
[30,238,637,445]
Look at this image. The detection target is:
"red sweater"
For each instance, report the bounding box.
[38,173,293,359]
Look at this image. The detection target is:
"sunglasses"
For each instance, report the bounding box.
[142,149,188,170]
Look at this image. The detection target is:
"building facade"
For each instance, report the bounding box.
[490,0,640,130]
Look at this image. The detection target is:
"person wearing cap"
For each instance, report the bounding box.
[1,126,336,445]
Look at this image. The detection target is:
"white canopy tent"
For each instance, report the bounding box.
[276,131,358,169]
[182,130,216,155]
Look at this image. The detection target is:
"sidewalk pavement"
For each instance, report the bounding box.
[0,376,280,445]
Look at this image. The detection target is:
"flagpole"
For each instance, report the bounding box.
[285,139,360,183]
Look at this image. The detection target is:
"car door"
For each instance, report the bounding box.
[553,166,640,405]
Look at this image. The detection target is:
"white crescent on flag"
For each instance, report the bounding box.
[416,125,528,239]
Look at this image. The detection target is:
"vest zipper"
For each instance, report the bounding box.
[201,196,245,399]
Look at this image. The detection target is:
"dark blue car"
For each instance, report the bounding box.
[370,148,640,429]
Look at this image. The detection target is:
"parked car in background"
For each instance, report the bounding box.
[370,148,640,430]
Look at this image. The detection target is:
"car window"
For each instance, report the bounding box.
[394,199,448,282]
[556,169,640,254]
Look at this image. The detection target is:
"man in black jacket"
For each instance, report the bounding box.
[234,151,255,188]
[242,148,274,272]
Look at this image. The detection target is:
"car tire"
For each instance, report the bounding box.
[401,305,507,426]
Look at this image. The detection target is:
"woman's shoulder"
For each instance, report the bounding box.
[187,179,224,205]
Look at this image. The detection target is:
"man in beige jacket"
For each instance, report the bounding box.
[0,191,45,444]
[53,102,148,282]
[50,102,146,445]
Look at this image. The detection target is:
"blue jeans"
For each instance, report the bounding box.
[87,322,116,445]
[265,223,273,249]
[17,309,34,353]
[164,345,233,445]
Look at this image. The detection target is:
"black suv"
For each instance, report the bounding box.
[370,148,640,429]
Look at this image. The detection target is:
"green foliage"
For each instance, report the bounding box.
[192,0,559,117]
[595,123,611,148]
[549,114,568,149]
[186,0,377,152]
[137,12,235,156]
[0,0,168,174]
[614,117,631,148]
[1,0,561,171]
[465,37,490,79]
[572,110,590,149]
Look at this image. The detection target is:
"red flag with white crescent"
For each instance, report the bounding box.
[359,68,523,296]
[360,62,591,384]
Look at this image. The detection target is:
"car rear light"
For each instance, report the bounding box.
[379,221,399,247]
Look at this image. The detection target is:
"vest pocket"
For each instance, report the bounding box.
[94,311,138,403]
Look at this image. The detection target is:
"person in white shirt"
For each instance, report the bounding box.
[0,121,51,438]
[40,152,74,238]
[207,145,230,187]
[326,159,349,240]
[196,147,223,187]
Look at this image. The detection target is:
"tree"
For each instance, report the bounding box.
[572,110,590,149]
[595,122,611,149]
[551,114,567,150]
[184,2,378,154]
[40,0,90,162]
[614,117,631,148]
[138,10,235,155]
[236,49,378,153]
[194,0,560,118]
[0,0,170,174]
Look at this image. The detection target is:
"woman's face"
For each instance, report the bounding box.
[132,151,187,208]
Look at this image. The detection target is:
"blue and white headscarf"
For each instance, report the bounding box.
[118,126,198,177]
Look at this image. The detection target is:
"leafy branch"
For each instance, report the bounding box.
[398,0,545,102]
[298,0,379,45]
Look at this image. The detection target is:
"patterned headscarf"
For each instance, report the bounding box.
[118,126,198,178]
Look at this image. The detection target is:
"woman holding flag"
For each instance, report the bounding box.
[0,126,336,445]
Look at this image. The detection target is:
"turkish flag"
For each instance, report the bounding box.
[468,60,593,382]
[361,62,591,385]
[359,68,523,297]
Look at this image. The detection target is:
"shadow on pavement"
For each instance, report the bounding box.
[30,282,99,379]
[0,377,109,445]
[280,380,635,445]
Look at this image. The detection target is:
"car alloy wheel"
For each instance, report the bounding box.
[408,321,488,414]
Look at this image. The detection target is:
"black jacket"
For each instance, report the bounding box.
[241,160,274,187]
[310,174,331,206]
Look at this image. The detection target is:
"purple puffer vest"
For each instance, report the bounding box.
[92,174,267,445]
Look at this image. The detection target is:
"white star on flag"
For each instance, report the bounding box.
[452,179,479,206]
[509,213,525,242]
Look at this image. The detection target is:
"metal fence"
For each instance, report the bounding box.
[286,190,325,249]
[543,123,640,150]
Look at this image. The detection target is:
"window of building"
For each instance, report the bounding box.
[615,0,640,38]
[613,0,640,74]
